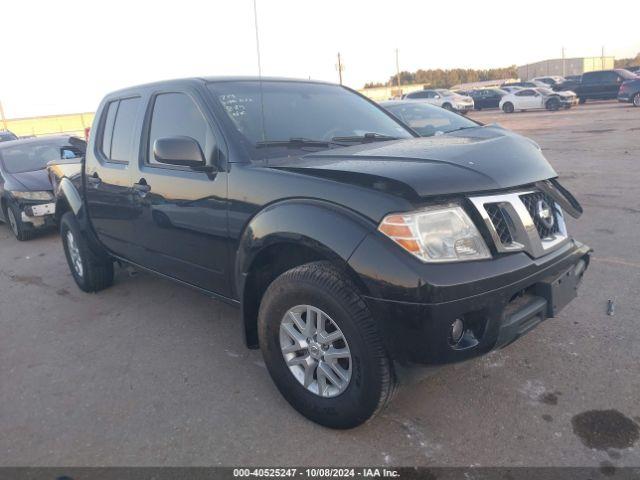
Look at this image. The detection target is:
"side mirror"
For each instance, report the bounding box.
[434,95,440,99]
[153,136,206,168]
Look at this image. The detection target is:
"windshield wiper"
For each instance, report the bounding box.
[331,132,399,143]
[443,126,480,134]
[256,137,347,149]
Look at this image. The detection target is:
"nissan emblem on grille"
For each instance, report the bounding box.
[536,199,555,229]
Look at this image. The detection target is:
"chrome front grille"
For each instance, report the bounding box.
[469,190,568,259]
[485,204,513,244]
[519,191,561,239]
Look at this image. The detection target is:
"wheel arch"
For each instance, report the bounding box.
[54,177,83,226]
[236,199,374,348]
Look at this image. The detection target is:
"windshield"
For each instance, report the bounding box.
[208,81,413,159]
[436,89,454,97]
[537,87,553,95]
[0,138,84,174]
[382,102,479,137]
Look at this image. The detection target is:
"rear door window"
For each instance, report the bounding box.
[110,98,141,163]
[100,101,118,159]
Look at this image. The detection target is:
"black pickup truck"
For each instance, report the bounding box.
[50,77,591,428]
[556,69,637,103]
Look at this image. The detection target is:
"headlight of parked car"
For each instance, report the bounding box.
[378,204,491,263]
[10,191,54,201]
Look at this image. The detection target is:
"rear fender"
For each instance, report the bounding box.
[55,177,109,259]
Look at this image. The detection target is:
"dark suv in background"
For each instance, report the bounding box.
[50,77,590,428]
[557,69,637,103]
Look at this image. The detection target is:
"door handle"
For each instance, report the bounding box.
[132,180,151,197]
[87,173,101,187]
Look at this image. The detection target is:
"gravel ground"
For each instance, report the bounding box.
[0,100,638,468]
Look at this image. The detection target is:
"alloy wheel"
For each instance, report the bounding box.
[634,93,640,107]
[279,304,352,398]
[66,231,84,278]
[7,208,19,236]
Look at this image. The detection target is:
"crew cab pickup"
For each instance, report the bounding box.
[50,77,591,429]
[557,69,637,103]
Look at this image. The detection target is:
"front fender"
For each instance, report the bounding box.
[234,199,375,299]
[55,177,84,220]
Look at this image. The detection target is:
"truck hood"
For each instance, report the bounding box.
[267,126,556,199]
[6,168,52,192]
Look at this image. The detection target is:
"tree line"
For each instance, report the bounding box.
[363,66,519,89]
[614,52,640,69]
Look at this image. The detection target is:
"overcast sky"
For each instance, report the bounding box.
[1,0,639,118]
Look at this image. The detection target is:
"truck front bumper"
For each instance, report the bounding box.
[349,237,591,365]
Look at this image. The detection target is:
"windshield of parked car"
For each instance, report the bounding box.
[381,102,479,137]
[436,89,454,97]
[0,138,84,174]
[208,81,414,159]
[537,87,554,95]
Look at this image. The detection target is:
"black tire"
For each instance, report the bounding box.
[258,261,395,429]
[546,97,561,111]
[60,211,114,292]
[502,102,514,114]
[633,92,640,108]
[578,97,586,104]
[442,103,453,111]
[6,202,34,241]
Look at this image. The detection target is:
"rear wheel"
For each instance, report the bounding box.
[502,102,514,113]
[60,212,114,292]
[6,202,34,241]
[258,261,395,429]
[633,92,640,107]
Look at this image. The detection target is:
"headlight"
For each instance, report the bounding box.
[10,191,53,201]
[378,204,491,263]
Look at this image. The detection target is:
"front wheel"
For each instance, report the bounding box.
[442,103,453,111]
[6,202,34,241]
[578,97,586,104]
[258,261,396,429]
[502,102,514,113]
[60,212,114,292]
[633,92,640,107]
[546,97,561,111]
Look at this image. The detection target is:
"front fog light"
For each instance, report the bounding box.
[450,318,464,344]
[378,204,491,263]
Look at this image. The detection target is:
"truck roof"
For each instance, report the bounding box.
[104,76,337,98]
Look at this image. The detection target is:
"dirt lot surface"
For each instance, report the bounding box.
[1,101,639,468]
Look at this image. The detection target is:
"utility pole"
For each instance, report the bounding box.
[562,46,566,76]
[336,52,344,85]
[395,48,401,90]
[601,45,605,70]
[0,100,7,131]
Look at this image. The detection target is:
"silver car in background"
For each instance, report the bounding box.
[402,88,474,114]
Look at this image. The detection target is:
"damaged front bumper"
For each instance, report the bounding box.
[17,202,56,229]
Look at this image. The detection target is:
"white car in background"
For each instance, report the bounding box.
[499,87,578,113]
[403,88,474,114]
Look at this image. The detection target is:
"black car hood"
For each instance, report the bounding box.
[267,126,556,199]
[6,169,52,191]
